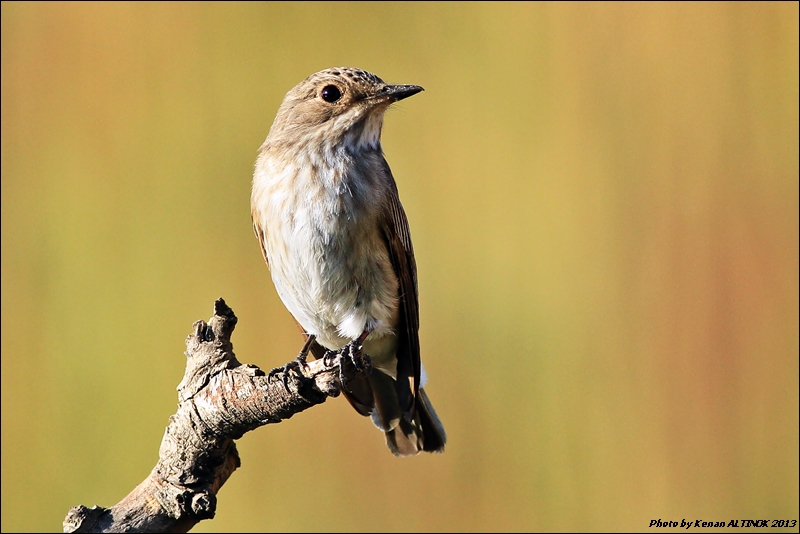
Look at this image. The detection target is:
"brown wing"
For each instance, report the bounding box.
[380,173,421,418]
[253,220,270,267]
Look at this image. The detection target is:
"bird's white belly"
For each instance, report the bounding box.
[270,225,400,374]
[255,161,399,368]
[253,160,398,375]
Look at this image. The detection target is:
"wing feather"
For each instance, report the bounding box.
[380,173,421,417]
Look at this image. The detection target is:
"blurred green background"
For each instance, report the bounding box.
[2,2,798,532]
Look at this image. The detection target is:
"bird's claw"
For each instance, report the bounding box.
[268,351,310,393]
[345,339,373,374]
[322,340,372,395]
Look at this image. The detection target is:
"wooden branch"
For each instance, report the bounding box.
[63,298,344,533]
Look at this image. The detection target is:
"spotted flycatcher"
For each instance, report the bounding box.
[251,67,446,456]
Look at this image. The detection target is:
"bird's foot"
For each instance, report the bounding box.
[322,334,372,394]
[343,336,373,374]
[322,349,339,369]
[268,350,310,393]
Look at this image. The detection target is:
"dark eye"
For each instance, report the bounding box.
[320,85,342,103]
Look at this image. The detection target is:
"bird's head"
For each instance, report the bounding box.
[264,67,423,152]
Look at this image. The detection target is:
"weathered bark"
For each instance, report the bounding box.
[63,298,344,533]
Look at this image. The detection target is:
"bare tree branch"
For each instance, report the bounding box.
[63,298,344,533]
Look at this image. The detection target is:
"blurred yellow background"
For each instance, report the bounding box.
[2,2,797,532]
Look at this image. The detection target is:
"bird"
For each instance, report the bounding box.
[251,67,446,456]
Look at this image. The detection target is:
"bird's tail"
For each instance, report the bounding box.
[366,370,446,457]
[305,336,446,456]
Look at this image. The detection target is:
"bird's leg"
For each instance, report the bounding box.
[345,330,373,374]
[322,330,373,395]
[295,334,316,366]
[339,330,373,394]
[268,334,316,392]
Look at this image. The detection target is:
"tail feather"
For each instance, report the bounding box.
[385,417,423,456]
[305,336,445,457]
[416,387,446,453]
[340,374,374,416]
[368,370,402,432]
[369,369,446,456]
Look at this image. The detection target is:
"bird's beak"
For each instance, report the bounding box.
[377,84,424,102]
